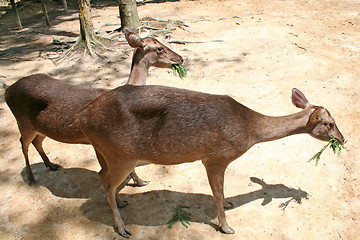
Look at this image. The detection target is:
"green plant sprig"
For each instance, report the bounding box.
[167,205,191,229]
[172,64,187,79]
[308,137,346,165]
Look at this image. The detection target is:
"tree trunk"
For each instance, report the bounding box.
[118,0,140,30]
[41,0,51,27]
[78,0,104,57]
[62,0,69,13]
[79,0,95,42]
[57,0,113,60]
[10,0,22,30]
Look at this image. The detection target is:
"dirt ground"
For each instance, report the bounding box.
[0,0,359,239]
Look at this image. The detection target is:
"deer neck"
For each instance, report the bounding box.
[249,108,315,144]
[126,49,149,86]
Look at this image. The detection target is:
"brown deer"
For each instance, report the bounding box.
[76,86,344,237]
[4,27,184,186]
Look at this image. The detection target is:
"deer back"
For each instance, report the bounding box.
[5,74,105,143]
[77,85,253,164]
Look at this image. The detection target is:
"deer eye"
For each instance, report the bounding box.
[157,46,164,52]
[329,123,334,128]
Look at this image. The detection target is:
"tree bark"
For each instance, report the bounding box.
[10,0,22,30]
[79,0,95,42]
[41,0,51,27]
[62,0,69,13]
[118,0,140,30]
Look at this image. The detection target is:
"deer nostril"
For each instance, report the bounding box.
[180,57,184,64]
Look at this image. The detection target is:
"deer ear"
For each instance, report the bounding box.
[292,88,310,109]
[124,27,143,48]
[309,107,326,124]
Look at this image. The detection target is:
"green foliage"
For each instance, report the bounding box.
[329,137,345,155]
[167,205,191,229]
[172,64,187,79]
[308,137,346,165]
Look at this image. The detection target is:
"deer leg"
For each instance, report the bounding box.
[32,135,62,171]
[130,170,149,187]
[97,154,138,238]
[204,162,234,234]
[95,149,130,208]
[95,149,108,175]
[116,174,132,208]
[96,146,147,188]
[19,133,36,185]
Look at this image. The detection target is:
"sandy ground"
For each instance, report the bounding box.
[0,0,359,239]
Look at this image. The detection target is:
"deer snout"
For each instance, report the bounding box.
[171,56,184,64]
[333,126,345,144]
[335,135,345,145]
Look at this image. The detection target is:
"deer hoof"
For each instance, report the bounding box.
[48,163,62,171]
[27,176,36,186]
[222,226,235,234]
[135,180,149,187]
[117,226,132,238]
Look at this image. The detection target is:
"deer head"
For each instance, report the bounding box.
[292,88,344,144]
[124,27,184,68]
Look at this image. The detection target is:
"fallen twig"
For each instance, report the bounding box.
[336,230,343,240]
[293,43,307,51]
[219,16,241,20]
[168,40,203,44]
[168,39,224,45]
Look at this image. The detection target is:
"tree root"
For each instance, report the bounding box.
[55,34,114,63]
[138,17,189,37]
[53,16,188,63]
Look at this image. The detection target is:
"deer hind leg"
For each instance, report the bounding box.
[32,134,62,171]
[130,170,149,187]
[19,130,37,185]
[203,162,235,234]
[97,153,138,238]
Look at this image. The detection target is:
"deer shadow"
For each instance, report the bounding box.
[22,163,308,230]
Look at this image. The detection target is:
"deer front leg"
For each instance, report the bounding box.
[105,184,131,238]
[204,162,235,234]
[116,174,131,208]
[96,149,130,208]
[97,153,138,237]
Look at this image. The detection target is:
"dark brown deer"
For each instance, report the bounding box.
[76,86,344,237]
[4,27,183,186]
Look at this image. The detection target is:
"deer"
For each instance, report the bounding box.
[76,85,344,238]
[4,27,184,188]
